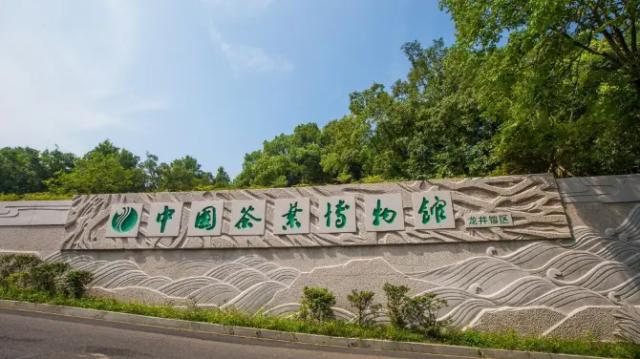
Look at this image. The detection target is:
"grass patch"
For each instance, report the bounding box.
[0,192,74,201]
[1,289,638,358]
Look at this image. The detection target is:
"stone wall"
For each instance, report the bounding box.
[1,174,639,342]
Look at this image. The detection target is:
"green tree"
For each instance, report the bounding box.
[157,155,214,191]
[47,140,146,194]
[39,146,77,181]
[235,123,328,187]
[347,40,498,180]
[141,152,160,191]
[0,147,46,194]
[441,0,640,176]
[442,0,640,93]
[320,115,373,183]
[214,166,231,187]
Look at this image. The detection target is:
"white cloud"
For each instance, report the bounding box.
[200,0,276,20]
[208,27,293,74]
[0,0,164,153]
[201,0,293,75]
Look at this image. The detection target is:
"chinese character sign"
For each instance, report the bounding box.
[465,212,513,228]
[317,196,357,233]
[411,191,455,230]
[104,190,514,238]
[229,200,266,236]
[105,203,143,238]
[273,198,310,235]
[364,193,405,232]
[188,201,224,236]
[146,202,183,237]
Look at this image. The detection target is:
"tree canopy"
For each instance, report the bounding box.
[1,0,638,196]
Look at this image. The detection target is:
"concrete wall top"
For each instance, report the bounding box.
[558,174,640,203]
[0,200,71,226]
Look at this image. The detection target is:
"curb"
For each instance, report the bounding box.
[0,300,608,359]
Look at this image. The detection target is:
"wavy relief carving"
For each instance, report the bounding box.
[48,204,640,341]
[62,174,569,250]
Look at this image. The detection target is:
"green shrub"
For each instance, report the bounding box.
[347,289,381,326]
[383,283,447,337]
[382,283,410,329]
[28,262,71,295]
[298,286,336,322]
[5,272,31,291]
[403,293,448,337]
[60,270,94,298]
[0,254,42,280]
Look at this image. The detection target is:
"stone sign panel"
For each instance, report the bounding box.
[229,199,266,236]
[411,191,455,230]
[62,174,571,250]
[465,212,513,228]
[364,193,405,232]
[146,202,183,237]
[273,198,310,235]
[316,196,357,233]
[105,203,143,238]
[187,200,224,236]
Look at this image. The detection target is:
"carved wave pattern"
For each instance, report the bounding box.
[62,174,569,250]
[46,253,300,313]
[49,205,640,342]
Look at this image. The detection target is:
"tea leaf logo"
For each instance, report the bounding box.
[111,206,139,233]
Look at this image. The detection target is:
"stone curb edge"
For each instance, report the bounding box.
[0,300,608,359]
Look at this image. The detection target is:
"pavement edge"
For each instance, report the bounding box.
[0,299,609,359]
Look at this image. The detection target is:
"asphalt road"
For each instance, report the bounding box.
[0,309,471,359]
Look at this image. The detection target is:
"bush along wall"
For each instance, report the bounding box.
[0,254,93,299]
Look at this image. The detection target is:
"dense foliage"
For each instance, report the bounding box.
[236,0,640,186]
[1,0,638,195]
[0,140,230,195]
[0,254,93,299]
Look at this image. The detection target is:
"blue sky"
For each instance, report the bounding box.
[0,0,454,177]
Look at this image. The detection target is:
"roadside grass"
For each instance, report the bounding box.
[1,289,639,358]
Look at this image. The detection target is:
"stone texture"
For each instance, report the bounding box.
[0,200,71,226]
[470,307,565,336]
[544,306,619,340]
[558,174,640,203]
[62,174,570,250]
[1,174,640,341]
[0,226,66,258]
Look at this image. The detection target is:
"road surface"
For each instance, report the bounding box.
[0,309,471,359]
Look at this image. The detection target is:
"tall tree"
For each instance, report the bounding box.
[441,0,640,92]
[156,155,214,191]
[47,140,146,194]
[441,0,640,176]
[214,166,231,187]
[235,123,328,187]
[0,147,45,194]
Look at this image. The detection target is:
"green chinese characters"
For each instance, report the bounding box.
[324,199,350,229]
[318,196,355,233]
[156,205,175,234]
[147,202,183,237]
[235,205,261,229]
[372,199,397,226]
[411,192,455,230]
[365,194,404,231]
[195,205,216,231]
[282,201,302,230]
[418,196,447,224]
